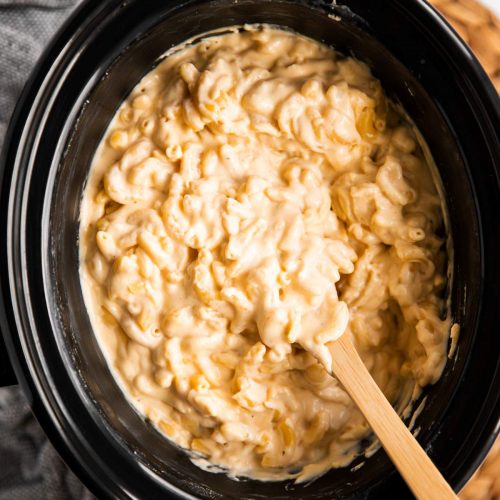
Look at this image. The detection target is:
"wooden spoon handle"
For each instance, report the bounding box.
[330,335,457,500]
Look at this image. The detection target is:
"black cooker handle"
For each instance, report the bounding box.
[0,329,17,387]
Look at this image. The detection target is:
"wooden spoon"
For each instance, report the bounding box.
[325,335,457,499]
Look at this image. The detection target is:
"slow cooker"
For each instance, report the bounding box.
[0,0,499,498]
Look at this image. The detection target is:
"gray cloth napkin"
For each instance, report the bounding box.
[0,387,94,499]
[0,0,81,150]
[0,1,94,498]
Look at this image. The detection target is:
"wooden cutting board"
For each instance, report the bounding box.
[429,0,500,91]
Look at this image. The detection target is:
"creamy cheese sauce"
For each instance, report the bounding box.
[79,27,456,482]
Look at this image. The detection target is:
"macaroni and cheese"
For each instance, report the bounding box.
[80,27,455,482]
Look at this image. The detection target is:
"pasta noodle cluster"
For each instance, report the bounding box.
[80,27,454,482]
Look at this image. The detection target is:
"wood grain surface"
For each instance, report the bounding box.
[429,0,500,91]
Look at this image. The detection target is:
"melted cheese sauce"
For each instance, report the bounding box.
[80,27,455,482]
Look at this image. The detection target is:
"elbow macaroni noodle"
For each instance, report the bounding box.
[80,27,456,482]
